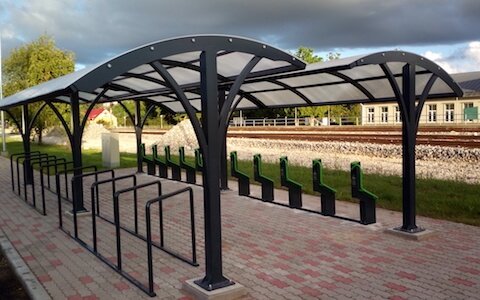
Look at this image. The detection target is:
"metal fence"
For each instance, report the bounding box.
[230,116,360,127]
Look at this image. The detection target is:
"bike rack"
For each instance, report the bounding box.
[253,154,274,201]
[55,165,98,205]
[280,156,303,208]
[164,145,181,181]
[14,152,48,196]
[140,143,156,176]
[70,169,115,238]
[230,151,250,196]
[194,148,203,172]
[179,146,196,184]
[56,175,156,297]
[39,159,70,195]
[10,151,41,192]
[90,173,138,251]
[152,145,168,178]
[312,159,336,216]
[113,181,198,266]
[28,156,62,215]
[145,187,197,296]
[351,161,377,225]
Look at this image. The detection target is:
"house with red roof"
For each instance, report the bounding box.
[87,107,118,127]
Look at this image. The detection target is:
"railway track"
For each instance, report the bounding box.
[113,125,480,148]
[226,132,480,148]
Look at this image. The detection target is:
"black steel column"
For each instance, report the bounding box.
[135,101,143,173]
[218,90,229,190]
[70,92,87,212]
[21,105,33,184]
[194,51,232,291]
[400,64,420,232]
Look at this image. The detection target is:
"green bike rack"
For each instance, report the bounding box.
[230,151,250,196]
[179,146,196,184]
[253,154,274,202]
[152,145,168,178]
[312,159,336,216]
[165,145,181,181]
[279,156,302,208]
[351,161,377,225]
[141,144,156,175]
[194,148,203,172]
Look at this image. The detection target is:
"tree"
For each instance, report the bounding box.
[295,47,323,64]
[2,35,75,142]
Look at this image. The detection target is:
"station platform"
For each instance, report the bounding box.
[0,156,479,299]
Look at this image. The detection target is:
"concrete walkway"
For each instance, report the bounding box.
[0,156,479,299]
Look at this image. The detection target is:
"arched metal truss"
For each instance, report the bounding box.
[0,35,466,293]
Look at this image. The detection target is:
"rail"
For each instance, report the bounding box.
[145,187,197,295]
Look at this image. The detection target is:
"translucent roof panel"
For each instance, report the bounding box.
[162,51,201,64]
[114,77,165,91]
[298,84,369,104]
[235,98,257,109]
[0,37,466,113]
[128,64,155,75]
[277,73,342,87]
[338,64,383,80]
[217,52,256,77]
[240,81,283,92]
[251,90,307,106]
[360,79,396,99]
[163,66,201,85]
[250,57,292,74]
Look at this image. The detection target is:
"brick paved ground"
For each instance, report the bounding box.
[0,156,479,299]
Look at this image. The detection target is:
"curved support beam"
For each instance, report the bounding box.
[80,88,109,136]
[114,72,168,87]
[267,79,313,105]
[327,71,375,101]
[3,109,23,136]
[219,56,261,133]
[117,101,136,127]
[47,102,74,147]
[140,102,157,129]
[150,60,207,152]
[358,51,462,97]
[27,102,48,133]
[380,63,409,131]
[415,74,438,128]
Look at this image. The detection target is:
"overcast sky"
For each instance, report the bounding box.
[1,0,480,73]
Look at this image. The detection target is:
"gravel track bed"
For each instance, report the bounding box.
[43,121,480,184]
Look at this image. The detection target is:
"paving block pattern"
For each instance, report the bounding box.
[1,157,479,299]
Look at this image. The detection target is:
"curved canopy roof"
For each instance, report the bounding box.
[0,35,464,112]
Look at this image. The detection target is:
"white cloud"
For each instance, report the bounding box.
[423,41,480,73]
[465,41,480,65]
[423,50,458,73]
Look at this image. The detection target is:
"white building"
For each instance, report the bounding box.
[361,72,480,125]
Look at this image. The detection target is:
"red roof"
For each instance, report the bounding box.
[88,108,105,120]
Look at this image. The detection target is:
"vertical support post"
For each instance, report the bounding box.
[21,105,33,184]
[135,101,143,173]
[70,92,87,212]
[1,110,5,153]
[194,51,232,291]
[218,90,228,190]
[400,64,420,232]
[0,35,5,154]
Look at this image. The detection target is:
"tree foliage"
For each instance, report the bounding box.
[2,35,75,142]
[290,47,360,121]
[295,47,323,64]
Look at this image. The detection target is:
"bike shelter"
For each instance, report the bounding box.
[0,35,464,296]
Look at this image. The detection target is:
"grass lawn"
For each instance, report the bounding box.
[3,138,480,226]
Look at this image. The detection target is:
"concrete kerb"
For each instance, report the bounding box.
[0,230,52,300]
